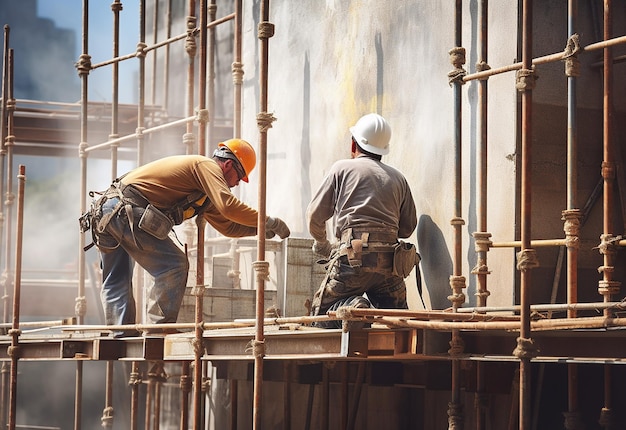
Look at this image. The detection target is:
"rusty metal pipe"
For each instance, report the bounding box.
[193,0,208,428]
[564,2,583,429]
[253,1,273,428]
[130,362,140,430]
[163,0,172,110]
[149,0,159,110]
[518,0,535,428]
[90,13,236,71]
[475,0,490,312]
[180,362,190,430]
[455,300,622,314]
[110,0,122,180]
[463,34,626,83]
[7,164,24,430]
[101,362,114,429]
[85,116,196,152]
[0,24,9,288]
[599,0,618,313]
[600,3,617,429]
[447,2,465,428]
[75,2,91,429]
[233,0,243,138]
[136,0,146,165]
[154,378,162,430]
[206,1,217,155]
[145,371,154,430]
[184,0,196,155]
[0,24,10,430]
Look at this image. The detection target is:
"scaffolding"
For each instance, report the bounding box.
[0,1,626,429]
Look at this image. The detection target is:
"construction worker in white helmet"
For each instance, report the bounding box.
[82,139,290,337]
[307,113,419,329]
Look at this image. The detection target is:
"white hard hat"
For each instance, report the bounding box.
[349,113,391,155]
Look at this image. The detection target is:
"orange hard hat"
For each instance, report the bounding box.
[216,138,256,182]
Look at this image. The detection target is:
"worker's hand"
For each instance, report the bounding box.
[265,216,291,239]
[312,239,333,258]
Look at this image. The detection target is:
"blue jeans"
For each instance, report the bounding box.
[97,197,189,326]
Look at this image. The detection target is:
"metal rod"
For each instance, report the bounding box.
[600,3,616,429]
[233,0,243,138]
[163,0,172,110]
[193,0,208,426]
[110,0,122,180]
[0,24,10,430]
[518,0,535,428]
[475,0,490,311]
[180,362,190,430]
[2,48,14,351]
[7,165,24,430]
[8,165,26,430]
[86,115,196,153]
[455,300,624,314]
[253,0,272,428]
[150,0,159,112]
[491,238,567,248]
[564,2,582,429]
[206,0,216,156]
[145,369,154,430]
[136,0,146,165]
[154,374,162,430]
[75,3,91,430]
[448,1,466,428]
[90,14,236,70]
[184,0,196,155]
[130,362,140,430]
[463,34,626,83]
[101,362,114,429]
[372,314,626,332]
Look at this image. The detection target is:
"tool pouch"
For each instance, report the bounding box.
[341,229,370,267]
[138,204,173,240]
[392,241,421,278]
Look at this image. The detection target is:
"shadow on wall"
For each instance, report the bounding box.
[417,215,453,310]
[299,51,312,229]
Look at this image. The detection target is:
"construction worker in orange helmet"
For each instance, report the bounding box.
[213,138,256,183]
[82,139,289,337]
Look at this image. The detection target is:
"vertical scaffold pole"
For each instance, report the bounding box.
[0,24,10,430]
[253,0,275,428]
[193,0,209,429]
[7,164,24,430]
[447,0,466,428]
[102,5,123,429]
[517,1,539,429]
[75,1,92,428]
[599,1,618,429]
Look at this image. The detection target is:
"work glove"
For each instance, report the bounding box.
[312,239,333,259]
[265,216,291,239]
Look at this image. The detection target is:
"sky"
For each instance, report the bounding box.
[37,0,140,103]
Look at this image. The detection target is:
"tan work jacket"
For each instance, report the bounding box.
[122,154,259,238]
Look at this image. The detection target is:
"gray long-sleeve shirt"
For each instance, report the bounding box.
[307,155,417,242]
